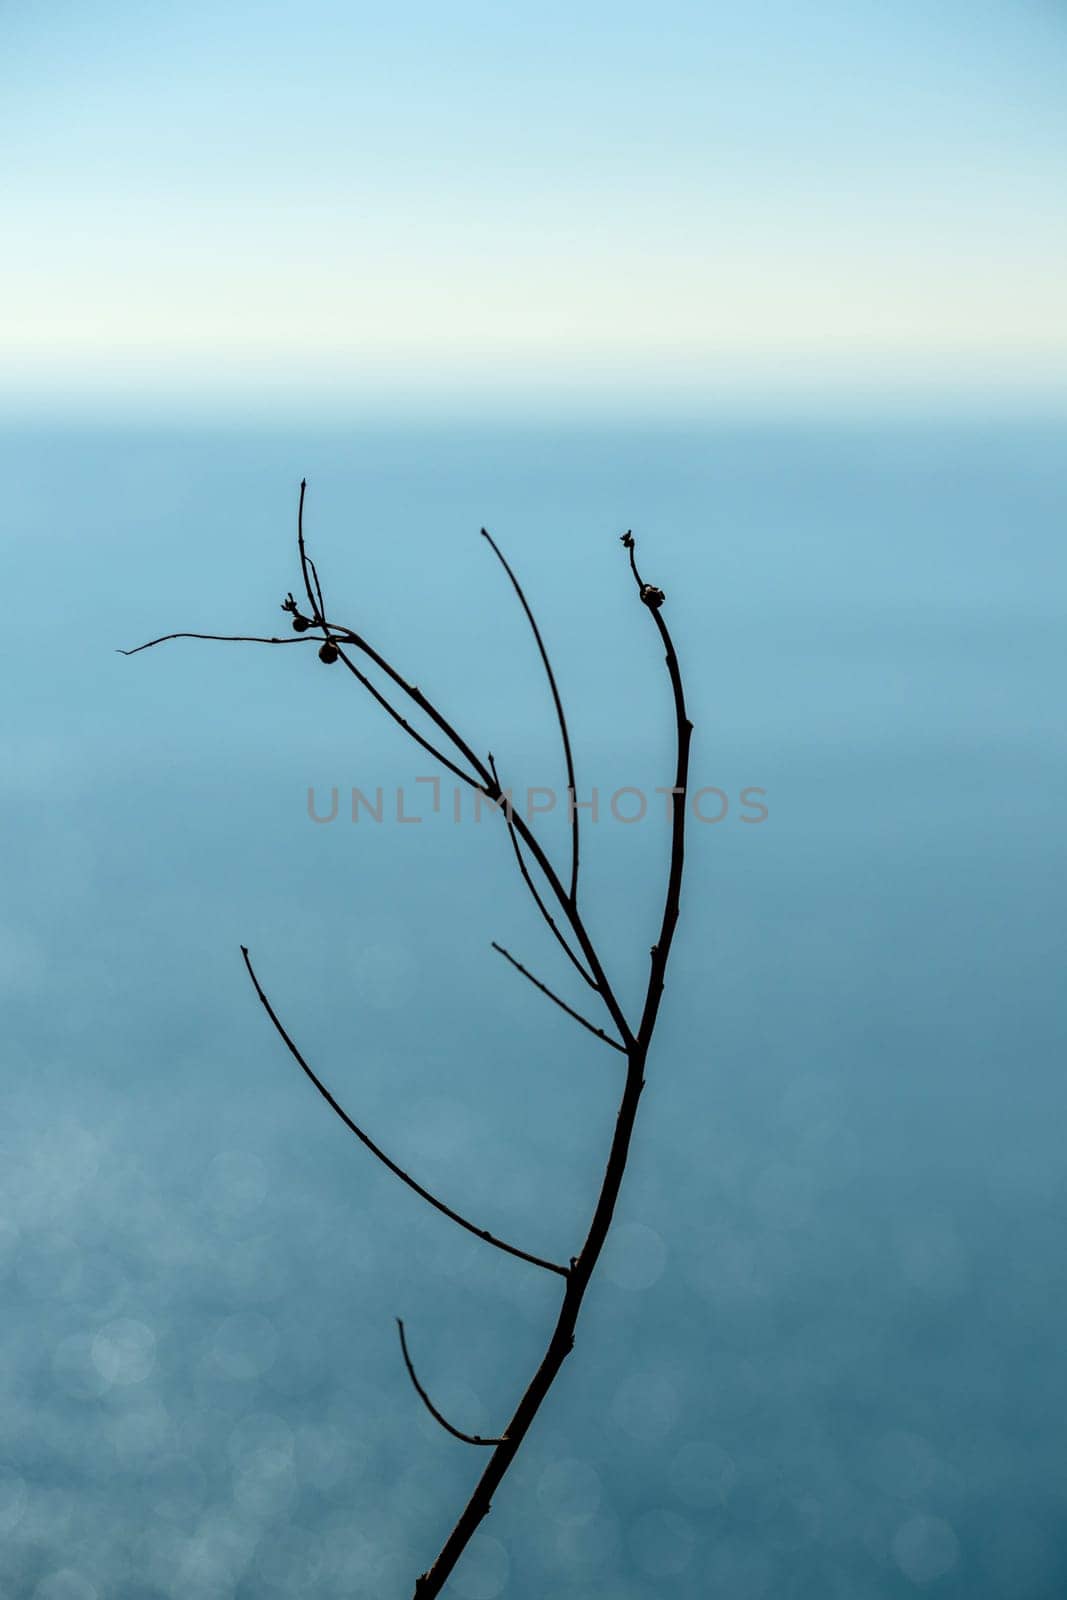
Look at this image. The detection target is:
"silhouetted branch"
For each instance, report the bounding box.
[295,506,628,1046]
[296,477,321,621]
[330,642,484,790]
[410,530,691,1599]
[321,615,492,788]
[482,766,634,1045]
[621,531,693,1048]
[122,489,632,1046]
[240,946,568,1279]
[307,555,327,625]
[117,632,316,656]
[481,527,580,904]
[490,942,626,1054]
[396,1319,505,1447]
[486,754,596,989]
[126,485,690,1600]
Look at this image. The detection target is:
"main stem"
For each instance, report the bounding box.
[412,1043,645,1596]
[414,597,692,1597]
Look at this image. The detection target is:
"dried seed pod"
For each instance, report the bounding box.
[292,615,311,632]
[640,583,666,610]
[318,640,339,664]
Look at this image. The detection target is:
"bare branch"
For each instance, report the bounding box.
[322,617,635,1042]
[124,487,691,1600]
[240,946,568,1278]
[304,534,487,792]
[118,631,317,656]
[296,477,320,620]
[118,623,484,790]
[322,615,493,789]
[500,803,635,1049]
[621,531,693,1049]
[331,642,485,790]
[411,534,691,1598]
[119,568,632,1040]
[486,755,596,989]
[396,1320,505,1447]
[307,552,327,625]
[296,483,492,785]
[481,527,580,905]
[324,613,632,1040]
[291,487,633,1044]
[490,942,626,1054]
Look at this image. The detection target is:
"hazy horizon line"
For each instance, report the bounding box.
[3,369,1065,429]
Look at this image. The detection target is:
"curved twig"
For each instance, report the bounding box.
[296,478,320,621]
[118,625,485,792]
[481,528,580,905]
[120,608,633,1041]
[288,483,632,1042]
[118,631,316,656]
[410,532,691,1598]
[396,1320,504,1447]
[486,754,595,988]
[307,554,327,626]
[621,532,693,1048]
[300,576,626,1037]
[490,942,626,1054]
[323,616,492,790]
[331,642,484,790]
[240,946,568,1279]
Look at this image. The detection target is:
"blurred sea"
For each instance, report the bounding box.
[1,416,1065,1597]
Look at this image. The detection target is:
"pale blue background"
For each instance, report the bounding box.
[1,418,1065,1597]
[3,0,1067,1593]
[4,0,1066,413]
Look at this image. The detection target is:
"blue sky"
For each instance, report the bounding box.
[5,0,1067,414]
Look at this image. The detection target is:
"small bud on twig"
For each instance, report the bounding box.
[639,584,666,610]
